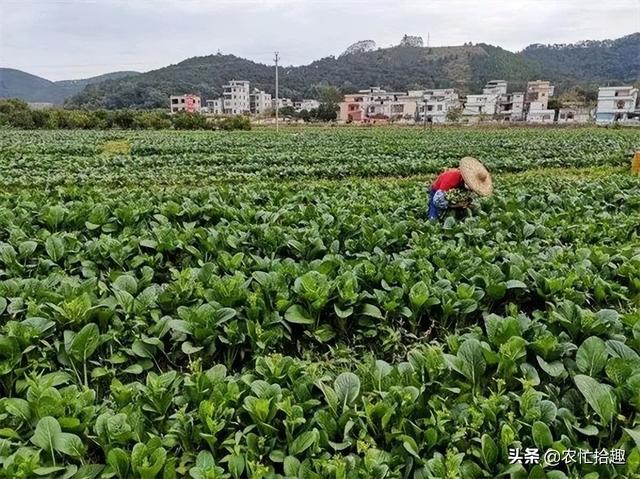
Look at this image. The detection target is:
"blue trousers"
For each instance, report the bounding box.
[427,188,448,220]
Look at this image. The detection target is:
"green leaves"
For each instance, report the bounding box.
[31,416,60,455]
[574,375,617,425]
[447,338,486,388]
[30,416,85,461]
[576,336,608,376]
[334,372,360,409]
[45,235,65,262]
[64,323,100,363]
[284,305,314,325]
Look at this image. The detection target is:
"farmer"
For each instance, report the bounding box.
[428,157,493,220]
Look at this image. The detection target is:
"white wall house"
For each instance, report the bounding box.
[527,109,555,123]
[417,89,460,123]
[463,94,498,117]
[595,86,640,124]
[223,80,251,115]
[525,80,555,123]
[295,99,320,111]
[482,80,508,96]
[273,98,294,110]
[250,89,272,115]
[557,107,592,123]
[205,99,223,115]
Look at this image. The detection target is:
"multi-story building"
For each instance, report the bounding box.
[496,92,525,121]
[249,88,272,115]
[526,80,554,110]
[417,89,460,123]
[205,99,223,115]
[223,80,250,115]
[595,86,640,124]
[169,94,201,114]
[525,80,555,123]
[462,94,498,117]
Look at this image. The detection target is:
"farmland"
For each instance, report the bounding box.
[0,127,639,479]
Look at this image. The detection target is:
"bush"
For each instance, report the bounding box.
[0,99,250,131]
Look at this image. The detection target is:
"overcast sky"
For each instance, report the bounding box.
[1,0,638,81]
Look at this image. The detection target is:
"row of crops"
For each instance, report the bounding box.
[0,127,639,478]
[0,127,637,186]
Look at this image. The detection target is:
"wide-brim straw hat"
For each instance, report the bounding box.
[459,156,493,197]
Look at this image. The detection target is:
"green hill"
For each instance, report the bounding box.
[520,33,640,90]
[5,33,637,109]
[65,44,545,109]
[0,69,140,104]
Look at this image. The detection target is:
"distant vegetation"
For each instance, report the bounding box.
[3,33,637,109]
[0,99,250,130]
[62,33,638,109]
[0,68,139,104]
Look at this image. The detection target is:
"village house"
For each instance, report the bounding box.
[462,94,498,118]
[249,88,272,115]
[295,99,321,112]
[557,106,592,123]
[338,88,421,123]
[525,80,555,123]
[595,86,640,124]
[204,99,223,115]
[223,80,251,115]
[417,89,460,123]
[169,94,201,114]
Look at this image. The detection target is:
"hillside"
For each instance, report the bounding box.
[67,44,545,109]
[5,33,637,109]
[0,69,140,104]
[521,33,640,90]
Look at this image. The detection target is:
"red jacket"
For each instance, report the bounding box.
[432,168,464,191]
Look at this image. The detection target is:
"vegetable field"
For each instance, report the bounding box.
[0,127,639,479]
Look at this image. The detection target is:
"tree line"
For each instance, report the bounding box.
[0,100,251,130]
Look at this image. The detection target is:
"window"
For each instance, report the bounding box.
[437,105,442,111]
[171,98,178,104]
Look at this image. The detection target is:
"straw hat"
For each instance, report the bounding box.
[459,156,493,197]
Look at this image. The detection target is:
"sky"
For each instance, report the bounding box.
[1,0,638,81]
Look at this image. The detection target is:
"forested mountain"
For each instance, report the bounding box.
[520,33,640,90]
[4,33,637,108]
[0,69,140,104]
[64,44,543,108]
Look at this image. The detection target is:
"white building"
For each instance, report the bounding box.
[558,107,592,123]
[204,99,223,115]
[273,98,294,110]
[295,99,321,112]
[595,86,640,124]
[249,89,272,115]
[482,80,508,96]
[527,109,555,123]
[169,94,201,114]
[525,80,555,123]
[526,80,554,110]
[223,80,251,115]
[497,92,525,121]
[417,89,460,123]
[463,94,498,117]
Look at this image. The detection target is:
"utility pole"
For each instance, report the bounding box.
[274,51,279,131]
[427,32,430,48]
